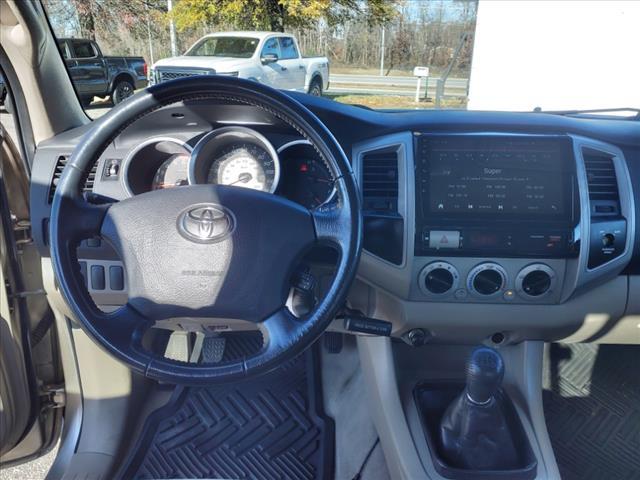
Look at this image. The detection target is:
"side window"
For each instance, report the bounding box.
[278,37,299,60]
[261,38,280,59]
[71,40,96,59]
[57,41,69,60]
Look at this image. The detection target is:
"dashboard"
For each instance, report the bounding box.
[30,95,640,345]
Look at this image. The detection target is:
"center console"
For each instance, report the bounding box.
[413,134,579,305]
[354,131,635,311]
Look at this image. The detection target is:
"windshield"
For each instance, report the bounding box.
[186,37,258,58]
[40,0,638,115]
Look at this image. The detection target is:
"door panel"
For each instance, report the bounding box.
[278,37,305,90]
[259,37,290,89]
[0,254,32,457]
[0,116,63,467]
[0,125,34,459]
[68,40,107,96]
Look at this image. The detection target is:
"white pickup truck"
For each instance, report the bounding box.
[149,31,330,95]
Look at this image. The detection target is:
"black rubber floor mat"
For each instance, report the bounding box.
[543,343,640,480]
[122,348,333,480]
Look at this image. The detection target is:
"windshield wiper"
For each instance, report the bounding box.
[533,107,640,119]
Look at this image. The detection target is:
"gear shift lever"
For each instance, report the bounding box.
[439,346,519,470]
[466,346,504,404]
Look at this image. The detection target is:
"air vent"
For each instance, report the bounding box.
[584,151,619,203]
[361,149,399,213]
[48,156,98,203]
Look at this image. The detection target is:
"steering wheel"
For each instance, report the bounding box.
[49,76,362,384]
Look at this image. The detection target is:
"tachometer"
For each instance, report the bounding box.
[151,152,191,190]
[207,142,277,192]
[122,137,192,196]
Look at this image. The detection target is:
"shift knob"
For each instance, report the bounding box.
[465,346,504,404]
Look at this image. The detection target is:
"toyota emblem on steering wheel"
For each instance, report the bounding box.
[177,204,235,243]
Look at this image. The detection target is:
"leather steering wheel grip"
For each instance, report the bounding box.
[49,76,362,384]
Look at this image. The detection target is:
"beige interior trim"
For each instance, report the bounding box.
[357,336,428,479]
[0,0,87,145]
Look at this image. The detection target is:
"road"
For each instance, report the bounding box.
[327,73,468,96]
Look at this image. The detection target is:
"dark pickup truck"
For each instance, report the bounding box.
[57,38,147,106]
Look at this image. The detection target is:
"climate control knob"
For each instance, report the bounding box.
[419,262,459,296]
[468,263,507,297]
[516,264,556,299]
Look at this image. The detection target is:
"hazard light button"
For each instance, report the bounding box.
[429,230,461,249]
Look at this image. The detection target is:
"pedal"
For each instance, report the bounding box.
[201,336,226,363]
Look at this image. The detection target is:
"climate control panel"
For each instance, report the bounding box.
[414,259,563,304]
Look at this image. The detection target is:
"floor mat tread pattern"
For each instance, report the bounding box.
[123,349,332,480]
[543,343,640,480]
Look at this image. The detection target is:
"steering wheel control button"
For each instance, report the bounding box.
[428,230,461,249]
[516,264,556,299]
[177,203,235,243]
[109,266,125,291]
[86,237,101,247]
[90,265,105,290]
[419,262,460,296]
[468,263,507,297]
[79,261,88,287]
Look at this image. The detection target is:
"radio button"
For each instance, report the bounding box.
[428,230,461,249]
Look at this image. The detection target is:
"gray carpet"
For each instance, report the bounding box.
[543,343,640,480]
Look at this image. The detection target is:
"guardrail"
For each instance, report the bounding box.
[327,74,469,98]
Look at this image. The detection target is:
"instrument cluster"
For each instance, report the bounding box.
[121,127,335,209]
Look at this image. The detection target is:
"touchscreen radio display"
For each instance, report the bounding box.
[416,135,575,219]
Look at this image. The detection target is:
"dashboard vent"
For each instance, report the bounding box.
[361,149,399,213]
[48,156,98,203]
[584,151,619,202]
[583,149,621,216]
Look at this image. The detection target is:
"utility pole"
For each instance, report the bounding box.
[146,3,154,65]
[379,26,385,76]
[167,0,177,57]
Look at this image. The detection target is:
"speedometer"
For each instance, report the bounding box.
[189,127,280,193]
[207,142,277,192]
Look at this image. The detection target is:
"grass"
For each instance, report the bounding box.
[329,94,467,110]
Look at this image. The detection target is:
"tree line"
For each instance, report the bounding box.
[43,0,478,76]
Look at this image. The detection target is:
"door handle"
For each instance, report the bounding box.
[298,65,305,70]
[280,66,287,71]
